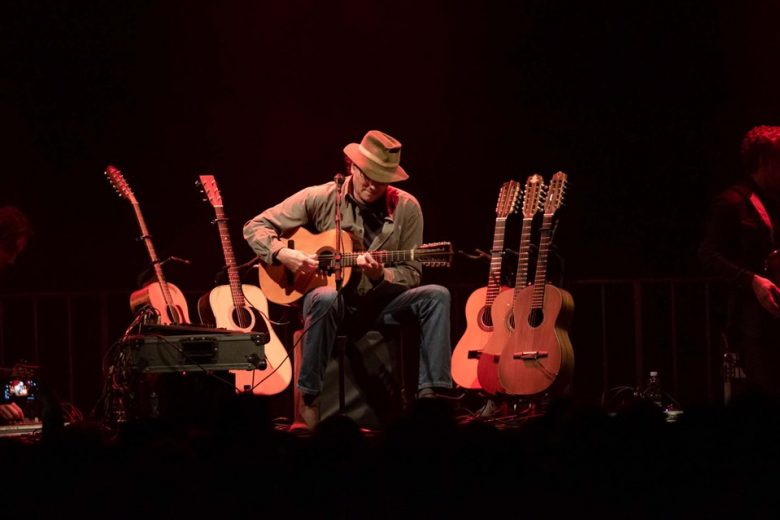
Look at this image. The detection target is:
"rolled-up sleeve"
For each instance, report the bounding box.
[243,188,315,264]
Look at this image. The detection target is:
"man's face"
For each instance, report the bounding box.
[350,163,388,205]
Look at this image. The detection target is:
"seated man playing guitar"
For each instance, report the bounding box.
[243,130,453,428]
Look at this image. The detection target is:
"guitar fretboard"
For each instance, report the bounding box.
[485,217,508,305]
[213,206,246,310]
[131,201,178,322]
[332,249,417,266]
[512,216,535,306]
[530,214,554,310]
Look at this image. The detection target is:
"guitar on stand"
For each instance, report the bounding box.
[196,175,292,395]
[477,174,546,395]
[498,172,574,396]
[105,165,190,325]
[451,180,521,389]
[258,227,453,305]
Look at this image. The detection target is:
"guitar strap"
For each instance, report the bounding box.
[748,192,775,248]
[733,184,776,248]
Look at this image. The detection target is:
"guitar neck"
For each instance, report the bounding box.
[339,249,415,266]
[513,217,534,300]
[130,201,176,310]
[530,214,555,309]
[213,206,246,308]
[485,217,508,306]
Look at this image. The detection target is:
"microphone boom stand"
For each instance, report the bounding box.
[333,173,347,414]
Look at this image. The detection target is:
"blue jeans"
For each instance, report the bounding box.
[297,284,453,396]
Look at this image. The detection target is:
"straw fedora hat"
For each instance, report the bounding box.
[344,130,409,183]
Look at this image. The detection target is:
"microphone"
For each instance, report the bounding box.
[167,256,192,265]
[333,173,345,287]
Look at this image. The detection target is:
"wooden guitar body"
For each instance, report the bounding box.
[450,180,522,390]
[259,227,452,305]
[452,285,511,389]
[476,286,515,395]
[497,284,574,396]
[130,282,190,325]
[197,283,292,395]
[259,228,354,305]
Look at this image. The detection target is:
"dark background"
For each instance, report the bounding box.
[2,1,779,409]
[6,0,780,290]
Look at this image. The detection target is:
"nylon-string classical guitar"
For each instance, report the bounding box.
[477,174,546,395]
[451,180,521,390]
[497,171,574,396]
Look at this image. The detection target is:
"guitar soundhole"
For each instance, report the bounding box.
[232,307,254,329]
[166,305,181,325]
[478,306,493,331]
[507,312,515,332]
[317,248,335,273]
[528,309,544,328]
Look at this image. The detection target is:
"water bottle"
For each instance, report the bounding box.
[149,391,160,418]
[643,371,663,409]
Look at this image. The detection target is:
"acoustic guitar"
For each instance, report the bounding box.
[258,227,453,305]
[477,174,546,395]
[105,165,190,325]
[497,172,574,396]
[451,180,521,389]
[196,175,292,395]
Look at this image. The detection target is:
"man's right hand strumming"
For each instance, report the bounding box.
[277,247,318,275]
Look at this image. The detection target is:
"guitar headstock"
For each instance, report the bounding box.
[495,180,521,219]
[105,165,137,204]
[415,241,454,268]
[197,174,223,208]
[522,174,546,219]
[544,171,568,216]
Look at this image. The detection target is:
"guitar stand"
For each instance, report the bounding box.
[476,393,549,429]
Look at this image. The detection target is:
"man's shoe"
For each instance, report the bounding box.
[298,393,321,430]
[416,387,465,400]
[417,387,436,399]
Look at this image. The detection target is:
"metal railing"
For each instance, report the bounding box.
[0,278,727,412]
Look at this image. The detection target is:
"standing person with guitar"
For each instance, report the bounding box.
[243,130,454,428]
[700,125,780,400]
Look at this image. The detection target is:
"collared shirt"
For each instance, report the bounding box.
[243,175,423,300]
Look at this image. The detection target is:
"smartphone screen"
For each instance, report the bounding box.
[1,379,38,403]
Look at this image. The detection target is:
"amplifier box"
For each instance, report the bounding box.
[126,332,268,373]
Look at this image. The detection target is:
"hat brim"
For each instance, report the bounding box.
[344,143,409,183]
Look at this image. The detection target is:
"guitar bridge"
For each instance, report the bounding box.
[467,350,482,359]
[513,351,548,360]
